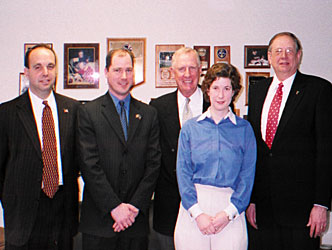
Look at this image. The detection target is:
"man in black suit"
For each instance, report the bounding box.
[0,44,79,250]
[150,47,209,250]
[246,32,332,249]
[78,48,161,250]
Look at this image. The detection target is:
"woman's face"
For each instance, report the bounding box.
[207,77,234,115]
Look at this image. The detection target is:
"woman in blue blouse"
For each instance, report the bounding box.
[174,63,257,250]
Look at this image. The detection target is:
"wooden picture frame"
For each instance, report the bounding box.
[107,38,146,86]
[19,72,29,95]
[214,46,231,64]
[64,43,99,89]
[155,44,185,88]
[245,72,270,105]
[194,45,210,72]
[244,45,270,68]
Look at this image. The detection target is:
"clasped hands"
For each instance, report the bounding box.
[196,211,230,235]
[111,203,139,232]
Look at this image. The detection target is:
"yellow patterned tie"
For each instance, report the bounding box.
[41,101,59,198]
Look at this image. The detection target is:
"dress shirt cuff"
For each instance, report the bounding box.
[224,203,239,221]
[188,203,203,220]
[314,204,328,210]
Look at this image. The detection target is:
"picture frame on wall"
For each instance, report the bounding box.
[193,45,210,72]
[155,44,185,88]
[64,43,99,89]
[214,46,230,64]
[107,38,146,86]
[24,43,53,58]
[245,72,270,105]
[244,45,270,68]
[19,72,29,95]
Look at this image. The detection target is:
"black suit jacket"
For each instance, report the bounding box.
[248,71,332,228]
[150,90,210,235]
[78,93,161,238]
[0,91,79,245]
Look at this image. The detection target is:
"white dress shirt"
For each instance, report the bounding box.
[177,87,203,127]
[261,72,296,140]
[28,89,63,185]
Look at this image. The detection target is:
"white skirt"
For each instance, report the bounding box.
[174,184,247,250]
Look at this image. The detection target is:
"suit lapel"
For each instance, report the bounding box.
[16,92,42,159]
[127,98,142,143]
[55,94,71,174]
[101,93,127,145]
[273,72,306,144]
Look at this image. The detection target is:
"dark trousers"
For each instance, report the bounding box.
[82,233,148,250]
[5,187,72,250]
[247,221,320,250]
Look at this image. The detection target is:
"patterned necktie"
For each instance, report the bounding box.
[119,101,128,140]
[265,82,284,149]
[182,97,193,125]
[41,101,59,198]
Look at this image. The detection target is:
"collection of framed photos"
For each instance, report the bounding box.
[20,39,271,105]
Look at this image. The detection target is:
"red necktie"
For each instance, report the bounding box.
[265,82,283,149]
[42,101,59,198]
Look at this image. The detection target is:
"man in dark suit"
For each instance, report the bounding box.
[246,32,332,250]
[78,48,161,250]
[150,47,209,250]
[0,44,79,250]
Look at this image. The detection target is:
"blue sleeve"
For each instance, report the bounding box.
[176,124,198,210]
[230,122,257,214]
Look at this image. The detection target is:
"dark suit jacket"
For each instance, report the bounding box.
[78,93,161,238]
[248,71,332,228]
[0,91,79,246]
[150,90,210,235]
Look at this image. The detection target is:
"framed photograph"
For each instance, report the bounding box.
[214,46,230,64]
[155,44,184,88]
[24,43,53,57]
[194,46,210,72]
[19,72,29,95]
[64,43,99,89]
[107,38,146,86]
[244,45,270,68]
[245,72,270,105]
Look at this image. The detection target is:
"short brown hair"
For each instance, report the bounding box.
[24,44,57,68]
[202,63,242,103]
[105,48,135,70]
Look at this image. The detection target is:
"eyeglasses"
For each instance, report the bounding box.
[272,48,296,55]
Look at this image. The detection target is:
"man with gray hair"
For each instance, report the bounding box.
[150,47,210,250]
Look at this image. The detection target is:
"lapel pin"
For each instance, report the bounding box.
[296,91,300,95]
[135,114,142,120]
[64,109,69,113]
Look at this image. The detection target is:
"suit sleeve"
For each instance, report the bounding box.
[129,107,161,213]
[77,104,122,215]
[314,81,332,208]
[0,105,8,199]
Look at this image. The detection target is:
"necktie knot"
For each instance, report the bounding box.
[42,100,48,106]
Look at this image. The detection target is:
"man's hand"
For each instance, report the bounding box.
[195,213,216,235]
[111,203,139,232]
[246,203,258,229]
[307,205,327,238]
[211,211,230,234]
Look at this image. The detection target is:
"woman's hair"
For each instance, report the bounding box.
[201,63,242,103]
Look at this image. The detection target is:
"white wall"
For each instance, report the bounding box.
[0,0,331,226]
[0,0,332,116]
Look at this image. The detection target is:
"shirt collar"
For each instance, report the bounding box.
[177,86,201,108]
[28,89,56,107]
[197,107,237,125]
[109,92,131,110]
[272,71,297,90]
